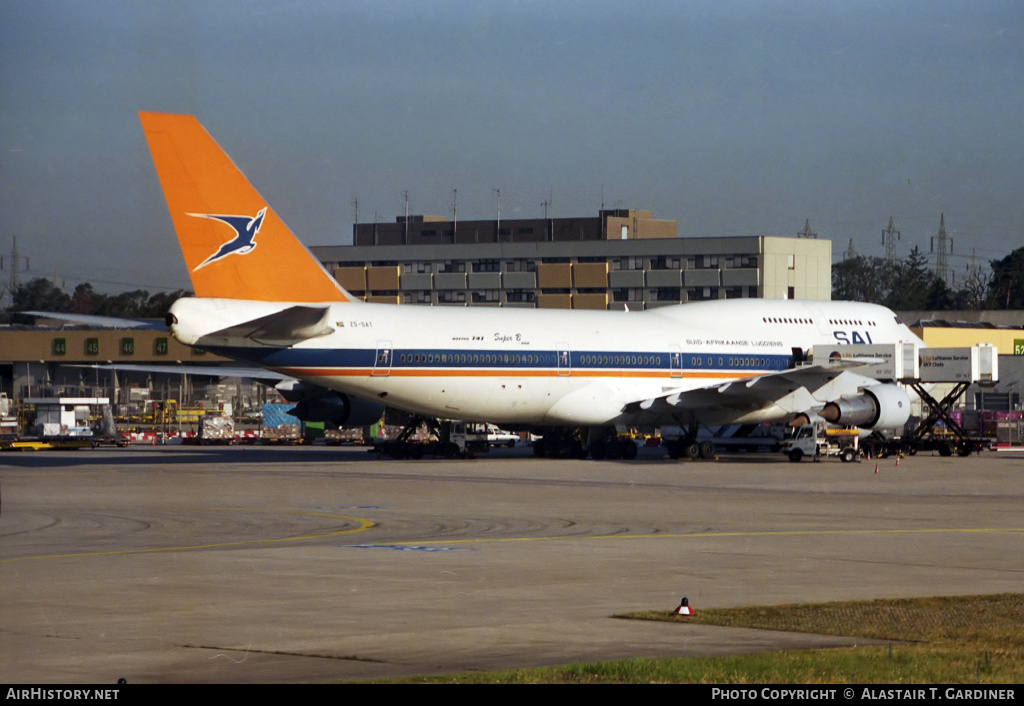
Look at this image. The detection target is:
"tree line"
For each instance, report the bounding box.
[832,245,1022,310]
[2,245,1022,319]
[3,279,190,321]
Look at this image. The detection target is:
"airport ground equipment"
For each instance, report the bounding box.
[0,394,18,438]
[781,422,860,463]
[901,345,999,457]
[0,397,125,450]
[485,424,521,448]
[708,423,785,453]
[195,413,235,444]
[810,342,999,457]
[374,417,484,459]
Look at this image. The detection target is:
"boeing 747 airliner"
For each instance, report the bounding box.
[141,112,923,459]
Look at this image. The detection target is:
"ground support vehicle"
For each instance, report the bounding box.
[899,382,991,457]
[782,422,860,463]
[708,423,785,453]
[374,418,487,459]
[485,424,521,448]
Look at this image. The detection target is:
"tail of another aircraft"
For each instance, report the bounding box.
[139,112,352,303]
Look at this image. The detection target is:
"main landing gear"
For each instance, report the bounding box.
[532,428,640,460]
[532,430,588,459]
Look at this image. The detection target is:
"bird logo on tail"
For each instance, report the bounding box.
[190,207,267,271]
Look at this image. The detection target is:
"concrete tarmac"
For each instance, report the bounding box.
[1,444,1021,683]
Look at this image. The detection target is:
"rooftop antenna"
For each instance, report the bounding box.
[882,216,901,261]
[452,188,458,242]
[844,238,857,260]
[797,219,817,239]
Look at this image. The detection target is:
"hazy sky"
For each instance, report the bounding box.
[2,0,1022,293]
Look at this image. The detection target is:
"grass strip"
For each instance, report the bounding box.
[363,594,1024,684]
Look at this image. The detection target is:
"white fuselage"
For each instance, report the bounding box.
[169,297,923,428]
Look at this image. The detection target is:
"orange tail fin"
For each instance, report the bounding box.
[139,112,351,303]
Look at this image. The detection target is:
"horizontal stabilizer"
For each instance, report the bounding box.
[70,363,292,383]
[22,311,166,330]
[196,305,334,348]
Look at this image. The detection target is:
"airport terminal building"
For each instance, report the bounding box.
[312,209,833,309]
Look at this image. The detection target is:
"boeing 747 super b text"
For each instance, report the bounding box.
[140,112,924,459]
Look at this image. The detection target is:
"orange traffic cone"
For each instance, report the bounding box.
[874,463,879,474]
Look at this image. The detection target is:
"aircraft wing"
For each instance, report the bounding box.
[624,359,877,425]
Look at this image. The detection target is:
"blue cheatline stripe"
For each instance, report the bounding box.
[206,346,793,373]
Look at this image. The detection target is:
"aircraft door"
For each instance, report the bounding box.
[372,340,393,377]
[669,345,682,378]
[556,342,571,377]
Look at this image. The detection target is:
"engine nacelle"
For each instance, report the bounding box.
[819,384,910,430]
[275,380,384,427]
[287,393,383,428]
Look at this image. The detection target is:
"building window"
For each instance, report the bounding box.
[506,290,536,303]
[612,288,642,302]
[472,259,500,272]
[688,255,720,270]
[725,254,757,268]
[787,254,796,270]
[612,256,643,271]
[472,290,500,303]
[505,260,537,272]
[655,287,681,301]
[439,260,466,273]
[787,286,796,300]
[651,256,681,270]
[687,287,716,301]
[403,261,432,273]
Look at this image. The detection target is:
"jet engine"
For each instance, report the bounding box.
[275,381,384,428]
[818,384,910,430]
